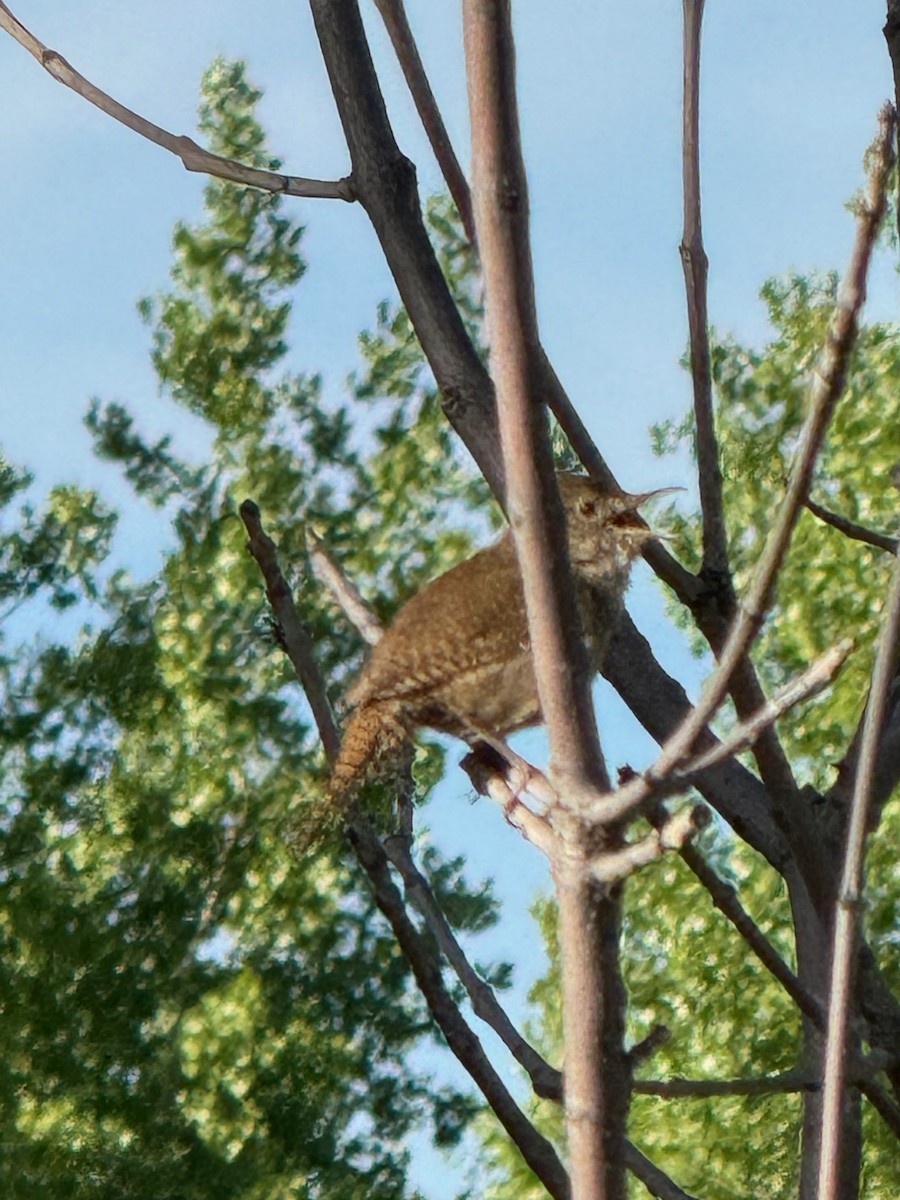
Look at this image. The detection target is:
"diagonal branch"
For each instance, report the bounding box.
[665,641,851,786]
[306,528,384,646]
[596,638,851,829]
[239,499,568,1198]
[680,0,729,578]
[0,3,351,199]
[619,105,894,795]
[383,833,562,1100]
[373,0,475,241]
[804,496,898,555]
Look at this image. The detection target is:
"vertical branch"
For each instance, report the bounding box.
[373,0,476,240]
[462,4,626,1198]
[680,0,728,577]
[817,543,900,1200]
[648,105,895,776]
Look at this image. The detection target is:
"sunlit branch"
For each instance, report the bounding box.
[598,639,851,827]
[0,2,351,200]
[306,528,384,646]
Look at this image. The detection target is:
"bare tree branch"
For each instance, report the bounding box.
[636,1072,817,1098]
[593,638,850,830]
[306,528,385,646]
[588,805,709,887]
[680,0,728,577]
[383,832,562,1099]
[240,500,342,762]
[348,822,570,1199]
[462,7,629,1200]
[625,105,895,795]
[239,499,569,1197]
[804,496,898,555]
[622,1144,699,1200]
[373,0,475,241]
[665,641,851,786]
[0,3,351,200]
[648,799,825,1028]
[818,535,900,1198]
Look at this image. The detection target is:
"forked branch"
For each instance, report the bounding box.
[624,105,895,793]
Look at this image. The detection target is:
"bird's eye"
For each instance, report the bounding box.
[579,498,596,517]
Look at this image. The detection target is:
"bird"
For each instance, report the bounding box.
[329,473,664,807]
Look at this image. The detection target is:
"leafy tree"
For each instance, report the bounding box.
[3,4,900,1198]
[0,59,496,1198]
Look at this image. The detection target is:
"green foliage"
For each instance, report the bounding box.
[0,59,500,1197]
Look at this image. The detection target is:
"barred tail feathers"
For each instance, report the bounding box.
[329,700,411,805]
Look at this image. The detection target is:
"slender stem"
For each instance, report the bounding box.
[0,2,350,199]
[633,106,895,788]
[817,540,900,1200]
[373,0,476,240]
[306,528,385,646]
[680,0,728,577]
[804,496,898,555]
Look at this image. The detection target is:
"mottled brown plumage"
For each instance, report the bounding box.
[330,474,662,804]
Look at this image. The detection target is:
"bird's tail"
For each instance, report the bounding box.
[328,700,411,808]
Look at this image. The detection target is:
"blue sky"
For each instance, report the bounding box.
[1,1,897,1193]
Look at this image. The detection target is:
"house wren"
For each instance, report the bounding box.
[329,474,662,804]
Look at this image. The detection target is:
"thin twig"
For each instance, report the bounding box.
[372,0,475,240]
[680,0,729,577]
[306,528,385,646]
[804,496,898,555]
[383,833,562,1099]
[0,3,351,200]
[635,1072,817,1098]
[588,805,709,887]
[606,105,894,815]
[818,538,900,1199]
[349,822,569,1199]
[651,800,825,1028]
[666,640,851,786]
[598,638,851,827]
[240,500,342,762]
